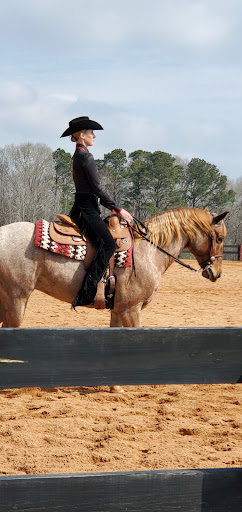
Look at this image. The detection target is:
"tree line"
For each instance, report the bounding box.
[0,142,241,244]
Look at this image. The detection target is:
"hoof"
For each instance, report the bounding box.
[110,385,124,394]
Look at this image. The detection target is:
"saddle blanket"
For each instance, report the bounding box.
[34,219,132,268]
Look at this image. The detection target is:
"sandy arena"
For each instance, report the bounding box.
[0,260,241,475]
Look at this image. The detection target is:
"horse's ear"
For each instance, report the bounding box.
[212,211,229,225]
[204,206,209,212]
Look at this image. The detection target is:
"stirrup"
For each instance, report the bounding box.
[94,278,106,310]
[105,275,116,310]
[107,275,115,294]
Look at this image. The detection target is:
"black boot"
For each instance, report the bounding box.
[72,236,114,308]
[72,273,97,308]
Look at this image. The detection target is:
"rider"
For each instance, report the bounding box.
[60,116,133,307]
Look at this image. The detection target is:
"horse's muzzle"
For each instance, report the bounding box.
[202,267,221,282]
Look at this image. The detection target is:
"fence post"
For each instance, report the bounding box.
[239,244,242,261]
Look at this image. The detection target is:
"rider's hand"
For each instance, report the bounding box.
[119,208,133,224]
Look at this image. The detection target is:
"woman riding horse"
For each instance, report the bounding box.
[60,116,133,307]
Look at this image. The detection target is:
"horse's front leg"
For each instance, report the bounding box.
[119,306,142,327]
[109,311,123,393]
[109,307,140,394]
[110,311,123,327]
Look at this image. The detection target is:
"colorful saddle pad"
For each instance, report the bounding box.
[35,219,132,267]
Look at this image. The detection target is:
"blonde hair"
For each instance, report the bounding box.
[71,129,88,141]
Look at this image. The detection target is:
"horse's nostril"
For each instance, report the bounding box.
[217,272,221,279]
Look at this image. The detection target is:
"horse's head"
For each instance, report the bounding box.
[188,209,229,282]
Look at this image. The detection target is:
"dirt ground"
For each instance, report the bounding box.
[0,260,241,475]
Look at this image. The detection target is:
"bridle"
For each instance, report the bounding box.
[129,217,223,274]
[199,232,223,272]
[198,232,223,273]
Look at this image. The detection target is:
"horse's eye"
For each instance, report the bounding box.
[217,237,223,243]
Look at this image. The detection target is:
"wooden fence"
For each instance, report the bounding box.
[221,244,242,261]
[0,327,241,511]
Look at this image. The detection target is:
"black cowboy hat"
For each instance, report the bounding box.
[60,116,103,137]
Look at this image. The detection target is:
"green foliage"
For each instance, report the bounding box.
[125,150,185,218]
[147,151,185,213]
[127,150,152,218]
[97,149,128,211]
[0,142,237,241]
[52,148,74,212]
[182,158,235,210]
[98,151,235,220]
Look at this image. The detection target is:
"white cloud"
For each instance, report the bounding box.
[0,82,36,108]
[153,3,230,48]
[0,0,235,53]
[178,120,223,142]
[0,1,241,178]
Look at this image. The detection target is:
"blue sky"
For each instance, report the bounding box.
[1,0,242,179]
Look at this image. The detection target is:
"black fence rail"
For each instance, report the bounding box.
[180,244,242,261]
[223,244,242,261]
[0,327,241,512]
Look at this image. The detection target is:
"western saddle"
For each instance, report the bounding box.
[50,214,131,309]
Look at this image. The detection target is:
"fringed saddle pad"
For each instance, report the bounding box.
[35,219,132,267]
[35,219,87,260]
[115,247,132,267]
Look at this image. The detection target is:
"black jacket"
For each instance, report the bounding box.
[72,144,121,212]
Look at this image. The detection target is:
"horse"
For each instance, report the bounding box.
[0,207,228,328]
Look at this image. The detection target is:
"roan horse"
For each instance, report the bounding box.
[0,207,228,328]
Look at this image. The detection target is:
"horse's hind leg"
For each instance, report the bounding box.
[0,296,29,328]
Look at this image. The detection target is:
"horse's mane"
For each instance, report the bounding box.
[135,207,214,247]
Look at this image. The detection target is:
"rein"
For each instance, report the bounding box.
[129,217,221,274]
